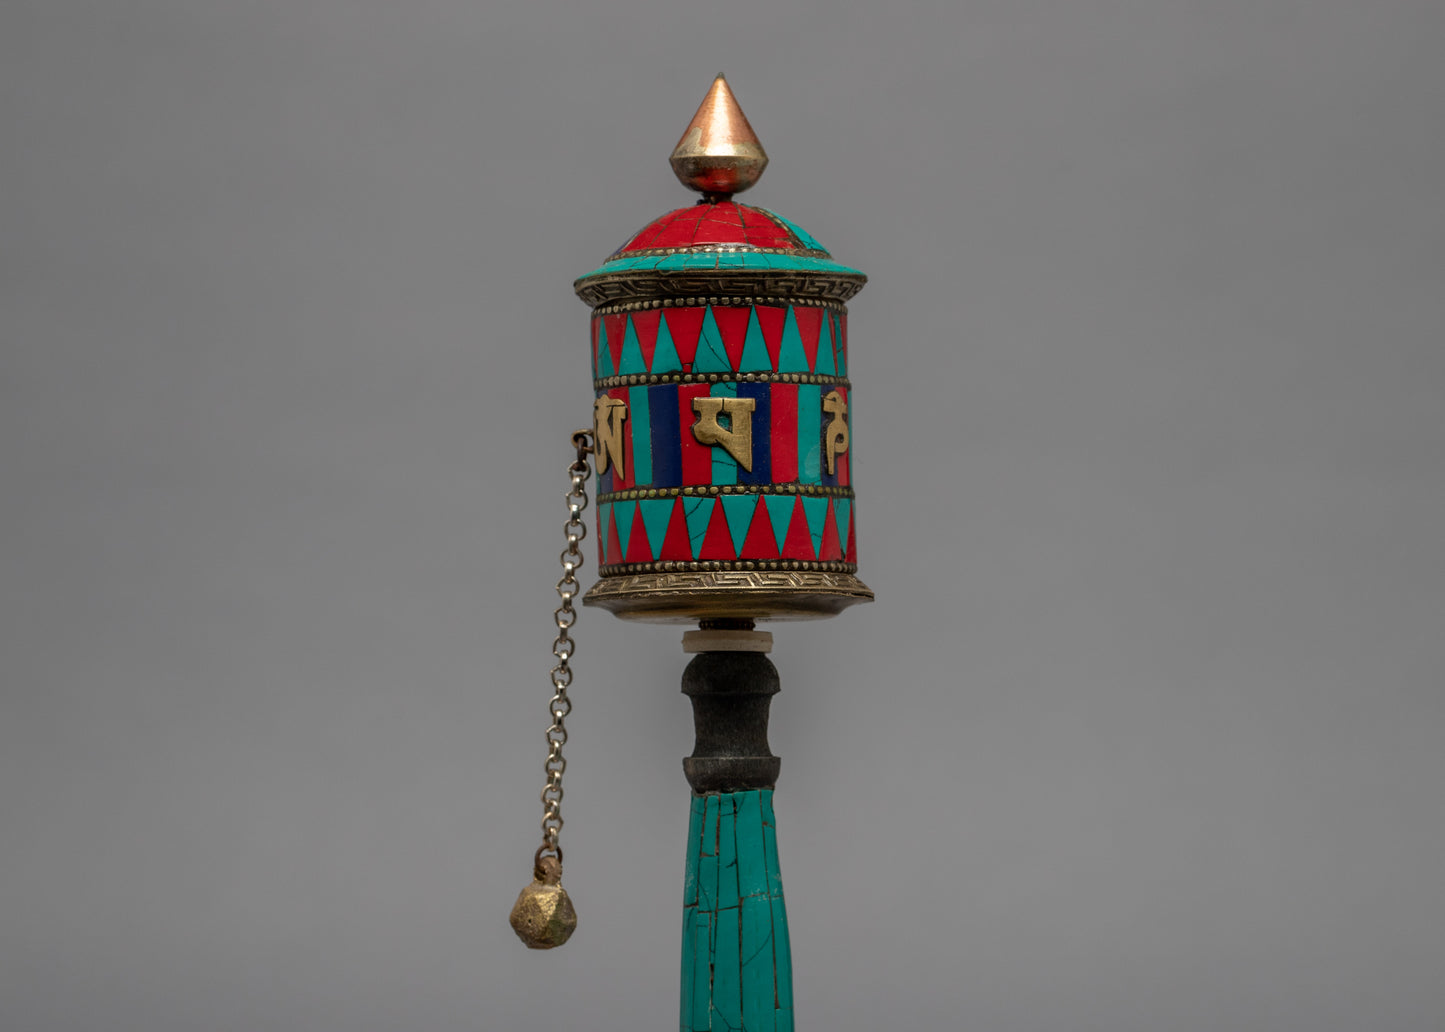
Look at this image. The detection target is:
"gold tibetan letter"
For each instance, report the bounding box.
[691,396,756,472]
[822,390,849,475]
[593,396,628,479]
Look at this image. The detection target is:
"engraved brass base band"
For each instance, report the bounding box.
[583,570,874,623]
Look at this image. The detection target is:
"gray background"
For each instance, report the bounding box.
[3,2,1442,1030]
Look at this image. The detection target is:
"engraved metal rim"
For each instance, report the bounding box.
[583,571,874,623]
[574,270,867,308]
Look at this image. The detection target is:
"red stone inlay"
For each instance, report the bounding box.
[793,307,823,371]
[617,202,802,253]
[625,508,653,565]
[781,497,816,561]
[698,502,736,561]
[678,384,712,485]
[755,306,786,370]
[818,499,844,561]
[604,313,627,372]
[631,309,661,369]
[742,499,781,560]
[664,307,706,371]
[659,499,692,561]
[711,307,752,369]
[770,384,798,484]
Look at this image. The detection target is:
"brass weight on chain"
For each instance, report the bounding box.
[509,851,577,949]
[510,434,592,948]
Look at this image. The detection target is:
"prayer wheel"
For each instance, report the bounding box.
[514,76,874,1032]
[575,76,873,622]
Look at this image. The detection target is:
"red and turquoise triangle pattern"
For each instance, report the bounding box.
[594,306,849,378]
[597,494,856,567]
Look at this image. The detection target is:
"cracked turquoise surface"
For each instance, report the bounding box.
[681,789,793,1032]
[577,251,862,281]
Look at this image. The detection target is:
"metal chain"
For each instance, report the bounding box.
[537,430,593,864]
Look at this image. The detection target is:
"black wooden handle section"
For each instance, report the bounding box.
[680,651,781,793]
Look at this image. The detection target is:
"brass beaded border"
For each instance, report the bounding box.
[605,244,834,261]
[597,484,854,504]
[594,371,852,390]
[590,295,847,317]
[598,560,857,576]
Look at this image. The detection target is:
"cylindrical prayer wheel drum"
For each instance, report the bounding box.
[576,89,872,622]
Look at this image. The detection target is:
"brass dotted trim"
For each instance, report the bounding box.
[590,296,847,317]
[597,484,854,503]
[606,244,834,261]
[598,560,857,576]
[594,371,852,390]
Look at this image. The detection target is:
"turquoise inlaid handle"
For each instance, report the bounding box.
[682,789,793,1032]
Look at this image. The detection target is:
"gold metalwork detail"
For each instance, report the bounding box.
[574,271,867,308]
[592,397,628,479]
[509,854,577,950]
[597,484,853,504]
[670,75,768,199]
[609,244,832,261]
[691,396,756,470]
[590,296,845,317]
[584,570,874,623]
[822,389,849,475]
[594,372,851,390]
[599,561,856,575]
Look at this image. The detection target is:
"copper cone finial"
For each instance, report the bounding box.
[670,74,769,199]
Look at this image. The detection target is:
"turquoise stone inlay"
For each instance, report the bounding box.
[681,789,793,1032]
[756,207,828,253]
[694,307,732,374]
[596,326,616,379]
[797,384,822,484]
[653,315,684,374]
[619,316,647,375]
[776,307,809,374]
[638,497,675,560]
[613,499,637,560]
[683,496,715,556]
[627,385,652,486]
[762,495,795,554]
[739,308,771,371]
[813,321,836,376]
[580,251,863,278]
[719,494,756,557]
[834,497,852,554]
[596,501,611,562]
[800,495,830,557]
